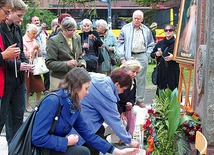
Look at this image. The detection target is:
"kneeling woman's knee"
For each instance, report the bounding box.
[66,145,91,155]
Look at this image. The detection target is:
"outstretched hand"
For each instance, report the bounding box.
[113,147,139,155]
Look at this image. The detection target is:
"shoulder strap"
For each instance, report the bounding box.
[163,47,169,54]
[35,92,62,134]
[48,93,62,134]
[49,102,62,134]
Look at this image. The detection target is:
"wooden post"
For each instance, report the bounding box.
[178,63,194,108]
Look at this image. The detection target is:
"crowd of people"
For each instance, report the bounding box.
[0,0,180,154]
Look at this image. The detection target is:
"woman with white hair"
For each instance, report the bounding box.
[96,19,117,75]
[23,23,45,111]
[79,18,104,73]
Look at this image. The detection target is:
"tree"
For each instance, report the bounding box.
[22,2,57,33]
[132,0,181,7]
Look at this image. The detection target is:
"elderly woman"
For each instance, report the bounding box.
[96,19,117,75]
[79,18,104,73]
[46,17,86,90]
[23,23,45,112]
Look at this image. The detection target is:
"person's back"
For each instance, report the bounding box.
[79,69,139,155]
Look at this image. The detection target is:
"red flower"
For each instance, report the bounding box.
[183,123,189,128]
[143,119,151,130]
[185,128,191,134]
[149,126,154,135]
[148,109,154,114]
[188,135,196,142]
[196,125,201,129]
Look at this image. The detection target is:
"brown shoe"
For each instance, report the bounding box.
[117,140,126,146]
[136,101,146,108]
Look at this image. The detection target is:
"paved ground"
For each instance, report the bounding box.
[0,88,156,155]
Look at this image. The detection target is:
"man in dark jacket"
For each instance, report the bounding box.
[0,0,34,143]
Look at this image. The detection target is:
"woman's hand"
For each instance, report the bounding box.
[120,112,128,122]
[88,34,97,41]
[83,43,89,49]
[67,60,78,67]
[112,147,139,155]
[125,102,133,111]
[129,140,140,148]
[67,134,79,146]
[33,44,40,51]
[155,50,162,57]
[165,52,173,61]
[108,46,114,51]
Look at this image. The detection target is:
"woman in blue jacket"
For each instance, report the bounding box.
[32,67,139,155]
[80,69,140,155]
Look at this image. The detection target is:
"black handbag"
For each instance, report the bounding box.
[9,93,62,155]
[152,64,159,85]
[151,47,169,85]
[84,54,98,69]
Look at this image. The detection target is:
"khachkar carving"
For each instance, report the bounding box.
[195,45,206,105]
[199,0,205,44]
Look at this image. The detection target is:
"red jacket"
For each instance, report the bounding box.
[0,33,5,97]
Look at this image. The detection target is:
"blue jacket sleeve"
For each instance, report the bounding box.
[73,113,114,154]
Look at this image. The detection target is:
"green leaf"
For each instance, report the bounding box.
[167,89,180,140]
[179,115,201,126]
[175,136,191,155]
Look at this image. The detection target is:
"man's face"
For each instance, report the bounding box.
[31,16,40,26]
[8,10,26,25]
[132,13,144,28]
[0,4,11,24]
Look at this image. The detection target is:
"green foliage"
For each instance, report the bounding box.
[147,88,192,155]
[133,0,171,7]
[21,2,57,33]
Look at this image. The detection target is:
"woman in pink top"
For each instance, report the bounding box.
[23,23,45,112]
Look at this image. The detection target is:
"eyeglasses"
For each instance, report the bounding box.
[0,6,10,15]
[164,29,174,32]
[66,28,76,33]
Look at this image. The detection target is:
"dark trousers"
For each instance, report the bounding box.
[0,76,25,143]
[43,71,50,91]
[51,145,90,155]
[83,125,105,155]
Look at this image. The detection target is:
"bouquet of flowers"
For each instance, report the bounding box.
[143,88,201,155]
[182,107,202,143]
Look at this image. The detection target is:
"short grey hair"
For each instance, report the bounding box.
[80,18,92,31]
[61,17,77,30]
[26,23,38,33]
[51,18,58,28]
[96,19,108,30]
[133,10,144,18]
